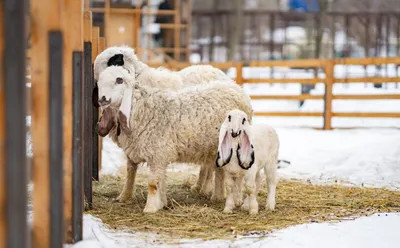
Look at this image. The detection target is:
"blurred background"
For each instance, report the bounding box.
[26,0,400,63]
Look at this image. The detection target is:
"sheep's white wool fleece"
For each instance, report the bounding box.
[178,64,234,85]
[99,68,253,168]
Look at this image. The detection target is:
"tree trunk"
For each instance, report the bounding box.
[227,0,244,61]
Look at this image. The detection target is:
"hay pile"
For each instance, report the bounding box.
[88,168,400,241]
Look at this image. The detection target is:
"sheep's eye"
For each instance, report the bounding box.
[228,115,231,122]
[242,118,246,124]
[116,77,123,84]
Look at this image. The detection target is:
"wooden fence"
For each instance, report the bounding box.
[147,57,400,130]
[1,0,104,246]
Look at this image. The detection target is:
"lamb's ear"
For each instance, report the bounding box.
[92,80,100,108]
[119,87,133,129]
[216,127,233,167]
[237,130,255,170]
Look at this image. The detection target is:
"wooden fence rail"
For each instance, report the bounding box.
[147,58,400,130]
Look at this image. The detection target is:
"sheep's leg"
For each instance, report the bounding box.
[191,164,207,192]
[115,159,138,203]
[264,163,278,211]
[211,167,225,202]
[160,172,168,206]
[143,162,166,213]
[200,165,214,195]
[233,175,244,207]
[222,172,235,213]
[243,173,258,215]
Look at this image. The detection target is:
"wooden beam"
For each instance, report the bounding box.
[335,77,400,84]
[97,37,105,173]
[332,112,400,118]
[250,94,323,100]
[31,0,63,247]
[0,2,4,246]
[332,94,400,100]
[62,0,83,243]
[253,112,323,117]
[249,59,326,68]
[243,78,323,84]
[83,10,93,209]
[91,27,99,61]
[323,60,334,130]
[1,0,28,247]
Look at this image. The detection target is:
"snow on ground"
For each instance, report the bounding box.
[25,66,400,247]
[67,212,400,248]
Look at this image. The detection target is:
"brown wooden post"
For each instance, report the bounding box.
[185,0,192,61]
[91,26,100,181]
[97,37,106,173]
[62,0,83,243]
[83,10,93,209]
[0,4,5,248]
[235,62,243,85]
[174,0,181,60]
[31,0,63,247]
[92,27,99,61]
[1,0,28,247]
[323,60,334,130]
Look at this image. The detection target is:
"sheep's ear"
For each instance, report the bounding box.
[119,87,132,129]
[92,81,100,108]
[107,53,124,67]
[216,126,233,167]
[237,130,255,170]
[95,107,115,137]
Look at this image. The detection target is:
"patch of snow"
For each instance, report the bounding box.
[68,213,400,248]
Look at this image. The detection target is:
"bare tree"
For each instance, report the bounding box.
[227,0,244,61]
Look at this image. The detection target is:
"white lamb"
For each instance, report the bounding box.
[92,45,236,196]
[216,109,279,215]
[94,66,253,213]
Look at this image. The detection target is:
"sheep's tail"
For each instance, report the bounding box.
[277,159,291,169]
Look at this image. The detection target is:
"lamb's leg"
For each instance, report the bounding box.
[242,172,260,211]
[242,173,258,215]
[115,159,139,203]
[143,162,166,213]
[200,165,214,195]
[211,167,225,202]
[223,171,235,213]
[233,175,244,207]
[264,163,278,211]
[191,164,207,192]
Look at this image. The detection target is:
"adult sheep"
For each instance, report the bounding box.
[95,66,253,213]
[92,45,235,195]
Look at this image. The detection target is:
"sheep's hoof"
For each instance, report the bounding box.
[223,208,233,214]
[210,193,225,202]
[265,202,276,211]
[241,199,250,211]
[190,184,201,192]
[235,199,243,207]
[249,208,259,215]
[143,204,162,213]
[113,194,131,203]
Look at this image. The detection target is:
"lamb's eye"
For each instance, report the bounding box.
[242,118,246,124]
[228,115,231,122]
